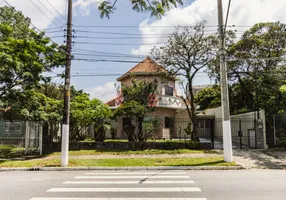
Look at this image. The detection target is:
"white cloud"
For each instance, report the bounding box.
[85,82,117,102]
[0,0,66,29]
[73,0,100,16]
[131,0,286,55]
[0,0,102,30]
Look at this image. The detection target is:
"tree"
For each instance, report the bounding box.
[70,94,112,142]
[151,21,216,140]
[115,78,158,142]
[195,85,221,111]
[224,22,286,116]
[98,0,183,19]
[0,6,65,104]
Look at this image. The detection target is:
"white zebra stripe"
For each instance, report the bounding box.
[30,198,207,200]
[74,176,190,179]
[84,172,187,175]
[63,180,195,184]
[47,187,201,192]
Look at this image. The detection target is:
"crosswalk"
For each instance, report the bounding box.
[29,170,207,200]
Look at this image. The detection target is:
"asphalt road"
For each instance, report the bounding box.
[0,170,285,200]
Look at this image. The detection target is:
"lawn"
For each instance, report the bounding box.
[0,157,236,167]
[0,145,25,158]
[47,149,216,156]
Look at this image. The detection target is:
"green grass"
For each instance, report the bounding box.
[0,145,25,158]
[0,157,236,167]
[47,149,216,156]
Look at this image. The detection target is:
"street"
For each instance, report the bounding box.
[0,170,285,200]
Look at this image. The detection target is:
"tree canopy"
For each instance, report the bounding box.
[115,78,158,142]
[98,0,183,18]
[0,6,65,104]
[151,21,216,140]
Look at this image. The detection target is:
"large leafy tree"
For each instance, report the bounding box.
[70,94,112,142]
[225,22,286,116]
[98,0,183,18]
[194,85,221,111]
[151,21,216,140]
[115,78,158,142]
[0,6,65,104]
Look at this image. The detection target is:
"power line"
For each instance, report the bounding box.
[75,30,171,36]
[75,35,171,39]
[73,25,220,28]
[45,30,64,34]
[72,52,145,59]
[28,0,62,28]
[75,29,219,34]
[0,0,57,43]
[44,27,63,31]
[35,0,65,26]
[74,41,165,45]
[44,0,67,21]
[73,59,156,63]
[227,57,286,61]
[73,48,148,57]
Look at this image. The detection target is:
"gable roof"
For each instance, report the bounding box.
[117,57,168,81]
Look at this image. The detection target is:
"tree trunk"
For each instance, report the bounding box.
[188,79,199,141]
[94,125,105,142]
[137,117,144,142]
[123,118,136,142]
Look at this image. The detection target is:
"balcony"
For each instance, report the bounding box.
[156,95,183,109]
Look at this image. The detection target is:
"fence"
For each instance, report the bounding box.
[273,113,286,146]
[0,121,42,157]
[214,118,256,148]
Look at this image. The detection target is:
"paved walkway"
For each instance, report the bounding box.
[233,149,286,169]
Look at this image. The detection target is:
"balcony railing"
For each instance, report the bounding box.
[156,95,183,108]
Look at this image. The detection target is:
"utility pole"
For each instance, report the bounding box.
[217,0,233,162]
[61,0,73,167]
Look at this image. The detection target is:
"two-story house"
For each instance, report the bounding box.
[105,57,213,139]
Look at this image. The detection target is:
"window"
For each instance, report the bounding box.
[164,85,173,96]
[198,120,210,129]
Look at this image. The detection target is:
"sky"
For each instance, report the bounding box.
[1,0,286,102]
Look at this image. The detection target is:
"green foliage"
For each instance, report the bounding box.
[0,6,65,123]
[98,0,183,19]
[110,126,117,139]
[115,78,158,142]
[151,21,216,140]
[227,22,286,116]
[142,117,160,141]
[184,123,193,136]
[69,94,112,142]
[194,85,221,110]
[186,140,200,150]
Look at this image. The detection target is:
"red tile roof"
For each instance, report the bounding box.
[117,57,167,81]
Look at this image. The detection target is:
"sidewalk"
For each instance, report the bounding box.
[233,149,286,169]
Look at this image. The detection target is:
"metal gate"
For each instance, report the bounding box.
[0,121,42,157]
[214,118,257,149]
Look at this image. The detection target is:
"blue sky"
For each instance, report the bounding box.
[2,0,286,101]
[49,0,212,101]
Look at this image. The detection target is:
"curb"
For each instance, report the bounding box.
[0,165,244,171]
